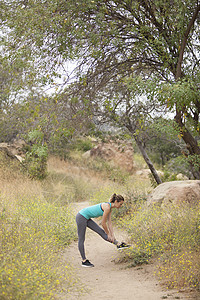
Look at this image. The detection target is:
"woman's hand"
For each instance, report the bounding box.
[107,233,115,243]
[101,203,115,243]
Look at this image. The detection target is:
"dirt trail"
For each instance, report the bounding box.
[64,202,195,300]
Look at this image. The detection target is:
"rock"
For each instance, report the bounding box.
[147,180,200,206]
[0,139,26,162]
[88,142,135,173]
[176,173,188,180]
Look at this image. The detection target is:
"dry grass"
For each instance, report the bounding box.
[118,202,200,292]
[47,156,129,203]
[0,154,78,299]
[2,151,198,297]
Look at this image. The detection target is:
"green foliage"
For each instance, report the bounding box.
[1,0,200,180]
[23,130,48,180]
[144,118,183,166]
[118,202,200,290]
[187,154,200,172]
[163,155,198,180]
[3,0,199,89]
[112,191,147,219]
[157,78,200,114]
[70,137,93,152]
[149,170,179,188]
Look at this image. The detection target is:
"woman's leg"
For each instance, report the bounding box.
[87,219,118,245]
[76,213,87,260]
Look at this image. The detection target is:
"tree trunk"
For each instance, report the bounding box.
[134,135,162,185]
[175,113,200,179]
[174,5,200,179]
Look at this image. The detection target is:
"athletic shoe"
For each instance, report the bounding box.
[117,242,130,250]
[82,259,94,267]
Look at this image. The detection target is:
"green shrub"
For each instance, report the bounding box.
[71,138,93,152]
[163,156,194,179]
[23,130,48,180]
[112,191,147,219]
[118,201,200,291]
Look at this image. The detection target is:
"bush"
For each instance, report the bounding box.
[70,137,93,152]
[23,130,48,180]
[0,196,77,299]
[148,170,178,188]
[118,202,200,291]
[163,156,194,180]
[112,191,147,219]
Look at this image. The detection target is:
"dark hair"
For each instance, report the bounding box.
[110,193,124,203]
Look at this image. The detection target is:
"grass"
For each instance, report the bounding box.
[118,202,200,292]
[1,150,200,297]
[0,154,78,299]
[69,150,130,184]
[47,154,200,293]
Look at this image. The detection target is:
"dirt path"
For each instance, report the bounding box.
[64,202,196,300]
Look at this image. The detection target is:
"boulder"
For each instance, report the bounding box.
[0,139,26,162]
[88,142,135,173]
[147,180,200,206]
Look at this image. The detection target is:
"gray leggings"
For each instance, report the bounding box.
[76,212,117,260]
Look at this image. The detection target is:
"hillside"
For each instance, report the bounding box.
[0,151,199,299]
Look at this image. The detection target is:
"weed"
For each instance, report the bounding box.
[118,201,200,291]
[0,154,78,299]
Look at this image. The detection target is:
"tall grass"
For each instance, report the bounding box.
[69,150,130,184]
[118,202,200,291]
[47,155,200,294]
[47,155,129,202]
[1,150,199,296]
[0,154,78,299]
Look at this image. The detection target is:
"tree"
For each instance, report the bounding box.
[145,118,183,167]
[3,0,200,178]
[87,77,165,184]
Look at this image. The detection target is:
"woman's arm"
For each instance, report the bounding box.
[101,203,115,242]
[107,212,115,239]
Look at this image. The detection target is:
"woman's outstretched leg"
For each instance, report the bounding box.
[87,218,118,245]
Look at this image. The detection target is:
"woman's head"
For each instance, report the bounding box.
[110,193,124,203]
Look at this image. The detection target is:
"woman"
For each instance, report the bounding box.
[76,193,129,267]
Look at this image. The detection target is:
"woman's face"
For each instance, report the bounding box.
[115,200,124,209]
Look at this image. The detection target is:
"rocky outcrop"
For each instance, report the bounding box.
[147,180,200,206]
[0,139,26,162]
[83,141,135,173]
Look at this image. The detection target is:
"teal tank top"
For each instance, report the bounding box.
[79,203,111,220]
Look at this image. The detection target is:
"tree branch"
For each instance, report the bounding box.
[176,4,200,79]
